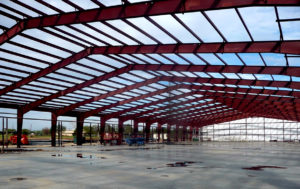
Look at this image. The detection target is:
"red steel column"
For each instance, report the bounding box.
[145,122,151,143]
[100,117,106,144]
[133,120,139,137]
[118,118,124,145]
[76,116,84,145]
[51,113,57,147]
[157,122,162,142]
[182,126,187,141]
[175,125,179,142]
[16,109,23,148]
[189,126,193,141]
[167,124,171,142]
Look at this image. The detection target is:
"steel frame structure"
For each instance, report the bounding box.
[0,0,299,147]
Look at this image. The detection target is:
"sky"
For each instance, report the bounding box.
[0,1,299,131]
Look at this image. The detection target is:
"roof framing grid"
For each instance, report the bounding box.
[0,0,300,127]
[1,0,299,44]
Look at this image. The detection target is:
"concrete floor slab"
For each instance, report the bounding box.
[0,142,300,189]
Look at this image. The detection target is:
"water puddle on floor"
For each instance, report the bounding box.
[232,148,261,150]
[9,177,27,181]
[98,147,162,152]
[166,161,196,167]
[50,153,106,159]
[242,165,287,171]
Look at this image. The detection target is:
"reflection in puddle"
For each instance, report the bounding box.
[99,147,162,152]
[166,161,196,167]
[77,153,84,158]
[50,153,106,159]
[9,177,27,181]
[242,165,287,171]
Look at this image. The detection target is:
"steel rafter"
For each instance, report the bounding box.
[17,65,300,115]
[1,42,299,98]
[62,75,300,114]
[1,0,299,45]
[56,77,300,120]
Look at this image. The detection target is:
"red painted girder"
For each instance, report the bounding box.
[189,113,248,127]
[142,105,239,124]
[221,99,300,121]
[200,91,297,103]
[158,109,238,125]
[184,111,241,126]
[162,76,300,93]
[140,93,300,123]
[165,106,238,121]
[216,99,300,119]
[191,111,249,125]
[0,22,24,45]
[193,111,243,123]
[82,82,296,120]
[87,83,299,120]
[131,64,300,77]
[216,98,300,120]
[56,76,300,117]
[21,66,300,115]
[21,65,132,114]
[104,91,196,120]
[2,0,298,45]
[183,113,237,126]
[94,41,300,55]
[82,84,185,119]
[120,97,214,122]
[1,47,299,107]
[158,104,225,122]
[0,48,93,98]
[217,97,300,110]
[56,75,160,116]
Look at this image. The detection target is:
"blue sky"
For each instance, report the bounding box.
[0,1,299,130]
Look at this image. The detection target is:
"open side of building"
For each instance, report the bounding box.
[0,0,299,148]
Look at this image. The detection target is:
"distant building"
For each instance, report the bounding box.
[62,130,74,136]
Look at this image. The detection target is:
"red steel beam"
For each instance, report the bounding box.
[11,61,300,114]
[54,75,300,117]
[119,96,212,122]
[215,98,300,121]
[1,0,298,45]
[131,64,300,77]
[135,91,300,124]
[188,113,248,127]
[104,91,196,120]
[61,80,299,121]
[68,82,300,122]
[20,65,132,114]
[154,109,238,126]
[55,76,162,115]
[154,104,226,123]
[157,100,265,124]
[81,84,185,119]
[0,48,93,97]
[3,42,299,112]
[182,111,241,126]
[93,42,300,55]
[182,105,276,123]
[117,87,299,123]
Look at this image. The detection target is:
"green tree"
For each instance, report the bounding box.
[83,125,98,135]
[7,129,16,134]
[124,124,132,135]
[56,125,66,131]
[22,129,31,135]
[42,127,50,136]
[34,130,43,136]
